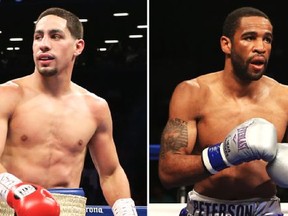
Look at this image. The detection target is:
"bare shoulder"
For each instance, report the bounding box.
[73,84,110,114]
[264,76,288,101]
[0,78,29,116]
[263,75,288,92]
[173,72,219,98]
[0,79,21,91]
[0,78,25,101]
[170,72,219,119]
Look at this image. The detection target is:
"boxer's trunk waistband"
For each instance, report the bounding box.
[184,190,283,216]
[48,188,85,197]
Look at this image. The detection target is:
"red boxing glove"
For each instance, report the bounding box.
[7,182,60,216]
[0,173,60,216]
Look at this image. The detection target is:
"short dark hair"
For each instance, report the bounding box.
[222,7,271,39]
[35,7,83,39]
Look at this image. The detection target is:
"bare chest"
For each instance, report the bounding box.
[8,99,96,151]
[197,98,288,147]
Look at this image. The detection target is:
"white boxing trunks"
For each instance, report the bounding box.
[0,188,87,216]
[179,190,283,216]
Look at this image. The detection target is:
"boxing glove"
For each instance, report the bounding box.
[0,172,60,216]
[202,118,278,174]
[112,198,138,216]
[179,207,189,216]
[266,143,288,188]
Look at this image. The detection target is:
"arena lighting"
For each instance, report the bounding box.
[9,38,23,41]
[97,48,107,51]
[137,25,147,29]
[104,40,119,44]
[113,13,129,17]
[129,35,143,38]
[79,19,88,23]
[6,47,20,51]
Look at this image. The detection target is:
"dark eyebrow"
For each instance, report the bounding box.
[49,29,64,35]
[34,29,64,35]
[242,31,273,38]
[34,29,44,35]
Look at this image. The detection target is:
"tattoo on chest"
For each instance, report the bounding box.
[160,118,188,158]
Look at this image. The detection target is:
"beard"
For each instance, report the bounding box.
[230,50,267,82]
[37,67,57,77]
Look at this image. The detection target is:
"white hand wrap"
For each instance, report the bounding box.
[267,143,288,188]
[0,172,22,200]
[112,198,138,216]
[202,118,278,174]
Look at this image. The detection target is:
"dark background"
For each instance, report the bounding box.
[0,0,147,206]
[150,0,288,203]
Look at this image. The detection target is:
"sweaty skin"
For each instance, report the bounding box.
[159,16,288,200]
[0,14,131,207]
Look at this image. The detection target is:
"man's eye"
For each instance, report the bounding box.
[52,35,61,39]
[34,35,42,40]
[244,36,253,41]
[264,38,272,44]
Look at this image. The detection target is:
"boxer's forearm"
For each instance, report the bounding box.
[101,166,131,206]
[99,166,138,215]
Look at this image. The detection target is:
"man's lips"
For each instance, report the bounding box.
[249,56,266,71]
[37,54,54,65]
[250,55,265,65]
[37,54,54,61]
[250,63,264,71]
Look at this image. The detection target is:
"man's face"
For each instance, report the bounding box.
[33,15,78,77]
[230,16,273,81]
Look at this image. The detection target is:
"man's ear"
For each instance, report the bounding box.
[74,39,85,56]
[220,36,231,54]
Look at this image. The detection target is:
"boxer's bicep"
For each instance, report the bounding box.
[87,103,131,206]
[89,131,119,178]
[160,118,195,156]
[0,119,8,158]
[0,84,20,161]
[163,80,199,156]
[88,100,120,178]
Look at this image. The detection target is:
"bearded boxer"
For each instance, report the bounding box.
[159,7,288,216]
[0,7,137,216]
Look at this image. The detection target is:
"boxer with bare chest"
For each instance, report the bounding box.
[159,7,288,216]
[0,7,137,216]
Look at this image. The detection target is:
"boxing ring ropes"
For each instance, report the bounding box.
[148,144,288,216]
